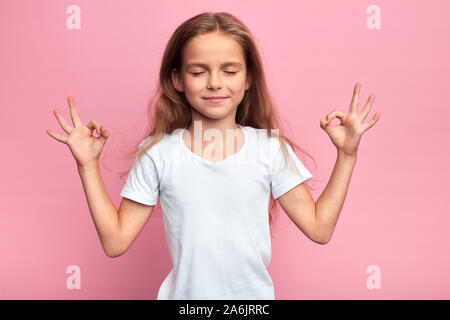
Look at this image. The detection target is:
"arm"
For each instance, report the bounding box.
[314,150,357,243]
[78,161,155,258]
[276,150,357,244]
[47,96,154,258]
[77,162,121,257]
[279,83,378,244]
[314,82,379,242]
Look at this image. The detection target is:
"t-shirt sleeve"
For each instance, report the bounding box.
[120,141,160,206]
[270,139,313,199]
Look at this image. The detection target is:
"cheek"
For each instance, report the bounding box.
[184,78,204,94]
[228,78,247,94]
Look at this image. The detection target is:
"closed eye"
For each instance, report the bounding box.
[191,71,237,76]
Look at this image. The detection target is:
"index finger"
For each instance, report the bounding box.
[67,96,83,127]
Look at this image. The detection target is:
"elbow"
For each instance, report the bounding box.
[317,237,330,245]
[307,232,330,245]
[319,232,333,245]
[104,244,126,258]
[105,249,124,258]
[313,231,332,245]
[106,252,120,258]
[103,236,127,258]
[314,214,332,245]
[104,248,118,258]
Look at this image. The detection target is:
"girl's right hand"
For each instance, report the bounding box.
[47,96,110,169]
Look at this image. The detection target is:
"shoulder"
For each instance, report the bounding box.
[245,126,285,152]
[242,126,286,167]
[136,129,184,169]
[139,129,181,155]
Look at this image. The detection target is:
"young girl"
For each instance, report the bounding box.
[47,12,380,300]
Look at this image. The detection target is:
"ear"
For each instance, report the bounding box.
[171,68,184,92]
[245,72,252,91]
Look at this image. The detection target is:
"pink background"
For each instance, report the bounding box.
[1,0,449,299]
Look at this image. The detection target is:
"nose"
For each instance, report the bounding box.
[207,72,222,89]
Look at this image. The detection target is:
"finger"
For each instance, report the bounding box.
[359,94,375,122]
[361,113,381,132]
[99,126,110,142]
[47,129,68,143]
[86,120,110,143]
[53,109,73,134]
[67,96,83,127]
[349,83,361,114]
[86,120,102,136]
[326,110,347,125]
[320,118,328,130]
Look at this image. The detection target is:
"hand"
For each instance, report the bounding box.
[319,83,381,157]
[47,96,110,168]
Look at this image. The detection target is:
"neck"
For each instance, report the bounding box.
[187,108,240,139]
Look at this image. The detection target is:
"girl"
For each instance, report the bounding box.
[47,12,380,300]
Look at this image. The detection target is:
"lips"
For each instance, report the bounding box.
[203,96,228,99]
[203,97,229,104]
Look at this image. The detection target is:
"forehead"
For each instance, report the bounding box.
[182,32,245,67]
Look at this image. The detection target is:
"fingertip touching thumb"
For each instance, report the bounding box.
[101,126,110,137]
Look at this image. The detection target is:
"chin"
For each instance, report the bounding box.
[192,103,235,119]
[199,109,231,120]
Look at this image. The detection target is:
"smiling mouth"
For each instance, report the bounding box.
[203,96,229,99]
[203,97,229,104]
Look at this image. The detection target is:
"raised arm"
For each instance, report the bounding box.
[47,96,153,258]
[277,83,380,245]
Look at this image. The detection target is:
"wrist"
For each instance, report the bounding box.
[337,149,357,161]
[77,161,100,173]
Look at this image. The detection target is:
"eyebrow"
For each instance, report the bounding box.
[185,62,243,68]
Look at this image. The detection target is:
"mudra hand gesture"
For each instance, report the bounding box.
[47,97,110,168]
[320,83,381,157]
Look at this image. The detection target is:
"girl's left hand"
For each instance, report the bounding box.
[319,83,381,157]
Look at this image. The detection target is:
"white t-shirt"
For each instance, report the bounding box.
[120,125,313,300]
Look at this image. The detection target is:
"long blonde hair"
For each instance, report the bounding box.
[105,11,317,233]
